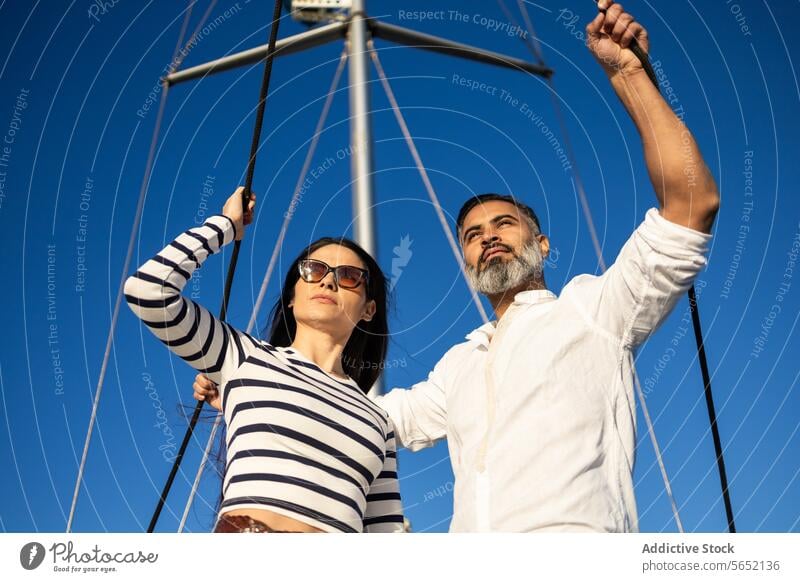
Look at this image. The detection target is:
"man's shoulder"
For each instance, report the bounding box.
[559,271,607,297]
[443,337,479,361]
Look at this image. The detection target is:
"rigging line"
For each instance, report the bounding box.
[498,0,607,270]
[173,0,220,72]
[368,40,491,325]
[178,52,349,532]
[688,285,735,532]
[65,0,200,533]
[178,414,223,532]
[147,0,286,533]
[504,0,686,530]
[171,1,196,69]
[633,371,684,532]
[247,49,349,335]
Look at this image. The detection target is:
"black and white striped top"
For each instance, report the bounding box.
[124,214,404,533]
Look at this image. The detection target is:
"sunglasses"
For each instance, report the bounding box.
[298,259,369,290]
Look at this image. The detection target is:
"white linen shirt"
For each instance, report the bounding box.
[376,208,712,532]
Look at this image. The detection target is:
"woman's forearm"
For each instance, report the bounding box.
[123,214,242,384]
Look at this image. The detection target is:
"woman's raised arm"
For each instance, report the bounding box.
[123,188,258,387]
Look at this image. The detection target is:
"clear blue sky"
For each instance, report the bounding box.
[0,0,798,533]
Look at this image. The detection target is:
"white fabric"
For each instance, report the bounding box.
[376,208,712,532]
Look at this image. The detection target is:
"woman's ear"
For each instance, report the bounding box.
[361,299,376,322]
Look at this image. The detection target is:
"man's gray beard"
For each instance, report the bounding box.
[466,240,544,296]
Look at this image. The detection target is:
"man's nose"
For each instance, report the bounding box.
[481,230,500,245]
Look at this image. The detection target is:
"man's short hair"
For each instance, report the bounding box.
[456,193,541,236]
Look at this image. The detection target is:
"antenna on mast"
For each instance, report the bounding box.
[288,0,352,24]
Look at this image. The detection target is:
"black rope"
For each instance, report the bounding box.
[147,0,285,533]
[594,0,735,532]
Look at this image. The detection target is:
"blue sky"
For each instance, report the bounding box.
[0,0,798,533]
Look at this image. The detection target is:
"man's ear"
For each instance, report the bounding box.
[361,299,376,322]
[538,234,550,259]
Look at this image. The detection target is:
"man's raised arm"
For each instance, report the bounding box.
[587,0,720,233]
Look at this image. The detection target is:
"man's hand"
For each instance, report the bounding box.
[586,1,649,78]
[193,373,222,412]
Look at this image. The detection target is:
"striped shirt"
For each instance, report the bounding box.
[124,214,404,533]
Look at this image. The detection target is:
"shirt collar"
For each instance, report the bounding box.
[465,289,557,348]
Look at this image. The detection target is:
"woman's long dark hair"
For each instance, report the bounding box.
[210,237,388,526]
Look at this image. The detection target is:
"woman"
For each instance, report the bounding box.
[124,187,404,533]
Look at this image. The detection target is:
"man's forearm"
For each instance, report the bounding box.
[610,69,719,233]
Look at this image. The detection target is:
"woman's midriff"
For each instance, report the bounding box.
[222,508,325,533]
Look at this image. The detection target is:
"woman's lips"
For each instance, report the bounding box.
[311,295,336,305]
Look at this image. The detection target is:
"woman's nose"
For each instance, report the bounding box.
[318,272,337,290]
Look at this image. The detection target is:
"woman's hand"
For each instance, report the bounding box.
[193,373,222,411]
[222,186,256,241]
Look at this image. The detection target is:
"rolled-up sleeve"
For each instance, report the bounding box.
[580,208,712,349]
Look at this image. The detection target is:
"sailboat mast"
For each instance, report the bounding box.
[346,0,383,396]
[347,0,376,256]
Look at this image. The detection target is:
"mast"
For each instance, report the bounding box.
[347,0,377,256]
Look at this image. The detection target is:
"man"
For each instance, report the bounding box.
[194,1,719,531]
[375,1,718,532]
